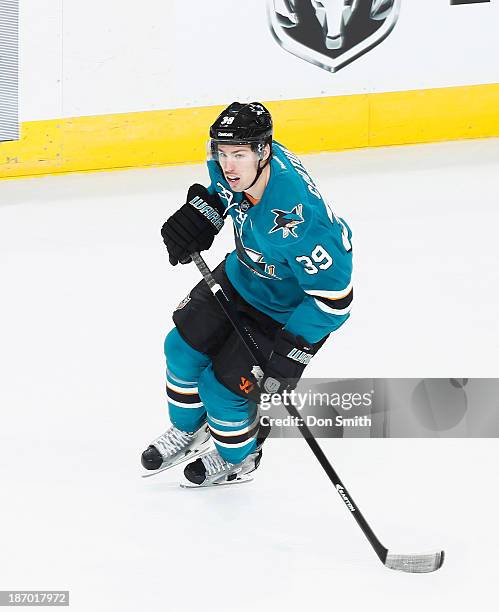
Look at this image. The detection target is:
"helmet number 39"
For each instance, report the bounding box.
[296,245,333,275]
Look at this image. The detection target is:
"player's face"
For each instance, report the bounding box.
[217,144,260,192]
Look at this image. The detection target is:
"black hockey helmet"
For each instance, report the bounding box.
[209,102,273,159]
[209,102,273,190]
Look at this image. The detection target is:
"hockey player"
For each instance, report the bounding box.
[141,102,353,486]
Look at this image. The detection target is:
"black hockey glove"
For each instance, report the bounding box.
[161,184,225,266]
[261,329,321,395]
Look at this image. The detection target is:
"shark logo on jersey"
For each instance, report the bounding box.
[245,246,278,278]
[269,204,304,238]
[234,229,280,280]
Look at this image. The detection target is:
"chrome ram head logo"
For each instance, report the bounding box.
[268,0,400,72]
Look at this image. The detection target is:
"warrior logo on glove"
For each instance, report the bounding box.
[161,184,225,266]
[189,194,224,232]
[260,328,323,395]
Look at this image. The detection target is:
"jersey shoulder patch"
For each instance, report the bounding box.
[260,173,313,245]
[268,203,305,239]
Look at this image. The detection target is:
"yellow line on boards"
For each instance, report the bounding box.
[1,83,498,180]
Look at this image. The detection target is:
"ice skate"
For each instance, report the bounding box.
[181,447,262,488]
[141,423,212,478]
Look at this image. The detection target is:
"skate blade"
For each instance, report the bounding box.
[180,476,254,489]
[141,445,212,479]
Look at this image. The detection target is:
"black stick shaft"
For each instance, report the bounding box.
[191,252,267,369]
[285,400,388,563]
[190,252,388,565]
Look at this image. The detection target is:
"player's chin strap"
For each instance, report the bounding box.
[244,155,271,191]
[188,250,445,574]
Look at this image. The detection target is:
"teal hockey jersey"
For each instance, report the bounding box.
[207,141,353,344]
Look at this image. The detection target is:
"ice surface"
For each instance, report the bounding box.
[0,139,498,610]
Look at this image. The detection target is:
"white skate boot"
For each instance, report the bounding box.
[181,447,262,488]
[141,423,212,478]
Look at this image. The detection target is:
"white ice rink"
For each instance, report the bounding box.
[1,139,498,610]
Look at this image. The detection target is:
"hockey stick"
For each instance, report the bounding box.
[191,251,444,573]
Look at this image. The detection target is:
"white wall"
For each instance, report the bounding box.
[20,0,62,121]
[20,0,499,122]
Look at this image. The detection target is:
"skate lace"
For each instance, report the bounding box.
[154,427,192,456]
[201,451,233,476]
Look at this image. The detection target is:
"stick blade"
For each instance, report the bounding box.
[385,550,445,573]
